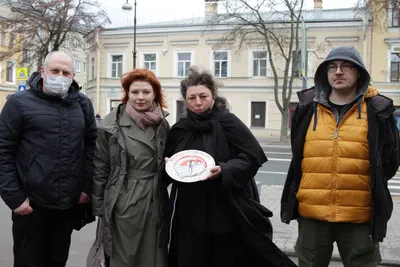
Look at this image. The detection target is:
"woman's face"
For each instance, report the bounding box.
[186,85,213,114]
[128,81,155,111]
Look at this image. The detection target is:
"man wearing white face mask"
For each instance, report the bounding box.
[0,51,97,267]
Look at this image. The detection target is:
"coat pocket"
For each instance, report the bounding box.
[16,150,35,187]
[25,155,59,204]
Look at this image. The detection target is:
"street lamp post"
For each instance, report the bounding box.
[122,0,137,69]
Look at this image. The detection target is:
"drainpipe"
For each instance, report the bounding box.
[362,10,370,68]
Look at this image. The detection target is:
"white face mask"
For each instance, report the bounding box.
[43,71,72,97]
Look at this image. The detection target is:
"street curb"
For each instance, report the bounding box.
[281,248,400,266]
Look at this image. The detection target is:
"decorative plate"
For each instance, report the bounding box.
[166,150,216,183]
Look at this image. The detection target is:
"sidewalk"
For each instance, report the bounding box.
[259,185,400,266]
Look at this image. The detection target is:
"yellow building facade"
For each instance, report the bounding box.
[86,1,400,138]
[0,30,22,111]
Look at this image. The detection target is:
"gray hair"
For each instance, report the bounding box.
[180,66,219,99]
[43,50,74,68]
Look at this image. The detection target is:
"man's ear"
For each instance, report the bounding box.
[40,66,45,78]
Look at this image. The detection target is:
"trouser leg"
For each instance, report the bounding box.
[45,208,75,267]
[335,222,381,267]
[295,217,334,267]
[12,206,50,267]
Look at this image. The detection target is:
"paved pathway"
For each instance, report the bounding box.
[259,185,400,266]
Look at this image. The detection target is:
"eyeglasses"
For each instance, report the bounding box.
[327,64,355,73]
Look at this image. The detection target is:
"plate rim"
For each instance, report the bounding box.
[166,149,216,183]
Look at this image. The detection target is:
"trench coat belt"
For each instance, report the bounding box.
[125,168,158,180]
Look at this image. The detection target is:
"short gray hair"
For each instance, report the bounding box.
[43,50,74,68]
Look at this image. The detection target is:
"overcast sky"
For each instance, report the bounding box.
[99,0,358,27]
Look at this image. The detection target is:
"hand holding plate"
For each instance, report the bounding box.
[202,166,221,181]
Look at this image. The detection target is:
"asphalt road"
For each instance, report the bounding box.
[255,144,292,186]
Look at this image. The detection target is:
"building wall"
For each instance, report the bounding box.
[86,9,400,138]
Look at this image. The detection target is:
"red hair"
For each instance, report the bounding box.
[120,68,167,108]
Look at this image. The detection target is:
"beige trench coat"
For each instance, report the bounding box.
[92,104,169,267]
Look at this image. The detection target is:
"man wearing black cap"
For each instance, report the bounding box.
[281,46,399,267]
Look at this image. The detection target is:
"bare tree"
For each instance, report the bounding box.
[208,0,305,143]
[356,0,399,30]
[0,0,110,71]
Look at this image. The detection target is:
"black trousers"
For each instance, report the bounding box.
[169,228,248,267]
[12,203,75,267]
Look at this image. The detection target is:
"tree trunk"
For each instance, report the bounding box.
[280,110,289,143]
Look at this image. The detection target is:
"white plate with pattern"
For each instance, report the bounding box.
[166,150,216,183]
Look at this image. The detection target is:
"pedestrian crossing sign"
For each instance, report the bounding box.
[16,68,28,81]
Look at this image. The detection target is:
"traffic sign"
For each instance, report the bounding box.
[16,68,28,81]
[18,85,26,91]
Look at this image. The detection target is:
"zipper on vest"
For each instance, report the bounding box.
[334,128,338,139]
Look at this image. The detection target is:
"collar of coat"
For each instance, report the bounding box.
[297,86,393,114]
[98,103,169,132]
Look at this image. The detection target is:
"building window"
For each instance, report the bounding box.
[391,53,400,81]
[176,100,186,121]
[253,51,267,76]
[392,8,400,27]
[110,100,120,112]
[83,62,86,73]
[90,57,95,79]
[143,53,156,72]
[74,60,80,72]
[251,102,266,128]
[111,55,123,78]
[214,51,228,78]
[1,32,5,46]
[177,52,191,77]
[6,61,15,83]
[73,38,79,49]
[9,33,14,48]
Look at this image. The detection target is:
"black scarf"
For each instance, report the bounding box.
[164,107,296,267]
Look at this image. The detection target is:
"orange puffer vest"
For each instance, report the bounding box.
[296,88,378,223]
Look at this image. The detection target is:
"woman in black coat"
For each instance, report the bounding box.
[163,67,296,267]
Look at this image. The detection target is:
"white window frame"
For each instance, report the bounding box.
[6,60,16,84]
[248,49,268,78]
[386,43,400,82]
[73,60,80,72]
[108,53,124,78]
[210,50,231,78]
[174,51,193,77]
[140,51,159,76]
[107,97,122,114]
[388,6,400,27]
[83,62,87,73]
[247,99,269,129]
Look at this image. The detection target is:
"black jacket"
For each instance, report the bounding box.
[0,71,97,210]
[165,105,296,267]
[281,87,400,242]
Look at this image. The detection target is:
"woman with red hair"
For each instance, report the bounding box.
[92,68,169,267]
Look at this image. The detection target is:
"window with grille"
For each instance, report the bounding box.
[144,53,157,72]
[253,51,267,77]
[111,55,123,78]
[214,51,228,78]
[391,53,400,81]
[177,52,191,77]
